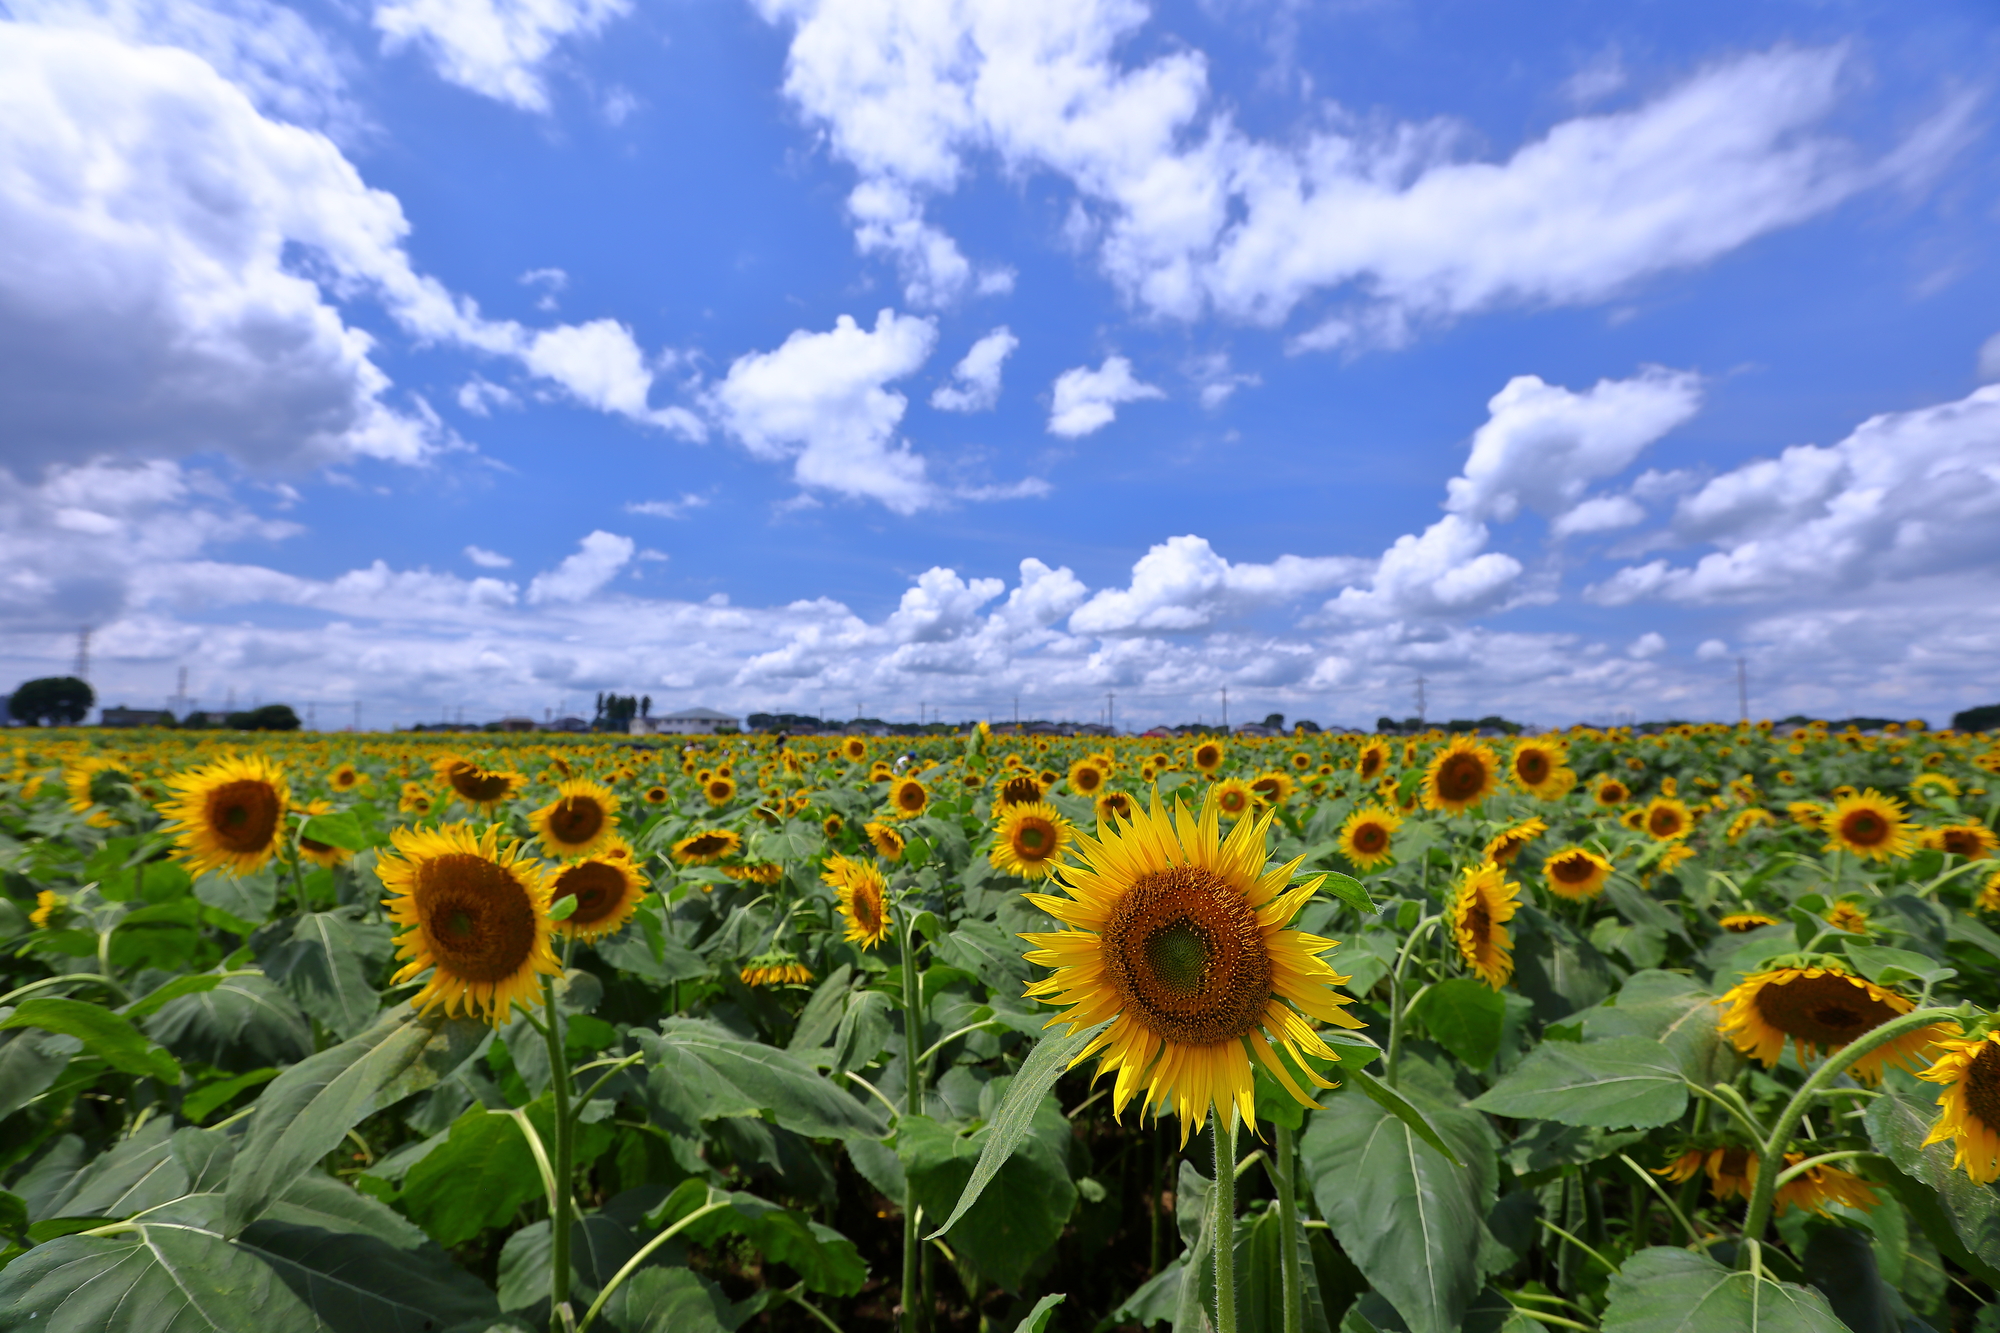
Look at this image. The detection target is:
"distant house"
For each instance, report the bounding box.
[100,707,175,727]
[547,716,590,733]
[632,707,741,736]
[497,717,537,733]
[1231,723,1281,738]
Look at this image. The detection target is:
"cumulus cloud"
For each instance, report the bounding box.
[1070,535,1369,634]
[519,321,704,437]
[626,494,710,519]
[930,326,1019,412]
[1979,332,2000,384]
[1550,495,1647,538]
[1048,355,1163,437]
[464,545,512,568]
[751,2,1967,343]
[1627,631,1666,659]
[1590,384,2000,606]
[527,530,635,603]
[706,310,940,512]
[1322,515,1526,621]
[1445,368,1702,523]
[373,0,631,113]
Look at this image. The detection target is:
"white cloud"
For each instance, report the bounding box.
[1696,638,1731,661]
[626,493,710,519]
[1323,515,1526,622]
[519,320,705,437]
[372,0,631,113]
[1048,355,1163,437]
[464,545,512,568]
[526,530,635,604]
[520,266,567,310]
[1562,47,1627,106]
[1979,332,2000,384]
[706,310,940,513]
[751,4,1967,344]
[457,376,518,415]
[930,326,1019,412]
[848,180,1013,307]
[1069,534,1369,634]
[1627,631,1666,659]
[1190,352,1259,409]
[1549,495,1646,538]
[1446,368,1702,523]
[1590,384,2000,606]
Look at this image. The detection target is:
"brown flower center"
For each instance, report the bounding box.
[547,795,606,846]
[1101,865,1270,1046]
[1359,752,1384,780]
[1435,753,1490,803]
[1516,751,1550,785]
[1012,817,1057,861]
[849,882,883,933]
[1754,971,1903,1049]
[552,861,627,926]
[205,779,281,853]
[1352,823,1388,854]
[449,767,515,804]
[1841,810,1888,846]
[1648,807,1683,837]
[1966,1042,2000,1132]
[895,783,926,813]
[998,775,1043,805]
[1073,767,1104,794]
[416,853,537,983]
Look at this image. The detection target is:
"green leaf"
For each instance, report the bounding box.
[182,1067,281,1124]
[0,1189,27,1243]
[1601,1247,1847,1333]
[649,1181,868,1296]
[122,970,231,1019]
[1011,1293,1067,1333]
[0,1212,321,1333]
[238,1218,501,1332]
[1302,1083,1496,1333]
[1413,979,1506,1069]
[297,811,376,852]
[1468,1036,1687,1129]
[0,996,180,1081]
[902,1111,1075,1293]
[195,865,278,926]
[497,1213,651,1311]
[1319,870,1376,915]
[1572,971,1731,1086]
[143,973,313,1073]
[1842,943,1955,988]
[0,1026,78,1118]
[1864,1077,2000,1282]
[224,1007,487,1235]
[258,910,393,1039]
[1344,1067,1464,1167]
[611,1267,741,1333]
[400,1107,545,1248]
[639,1019,887,1140]
[927,1019,1105,1239]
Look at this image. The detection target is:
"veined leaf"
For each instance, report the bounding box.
[0,996,180,1081]
[1468,1035,1686,1129]
[1601,1247,1846,1333]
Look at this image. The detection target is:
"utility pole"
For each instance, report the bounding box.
[172,666,187,718]
[1736,657,1749,725]
[306,702,316,731]
[1107,692,1115,734]
[1221,686,1228,731]
[1415,675,1427,727]
[74,627,90,682]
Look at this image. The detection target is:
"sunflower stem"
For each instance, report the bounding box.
[1272,1121,1304,1333]
[900,916,926,1333]
[1736,1004,1963,1259]
[1385,914,1441,1089]
[542,973,575,1333]
[1212,1106,1239,1333]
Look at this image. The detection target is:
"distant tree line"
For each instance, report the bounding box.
[5,677,299,729]
[595,693,649,731]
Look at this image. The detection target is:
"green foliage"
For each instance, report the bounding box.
[1600,1248,1846,1333]
[1469,1036,1687,1128]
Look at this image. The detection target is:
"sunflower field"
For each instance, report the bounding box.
[4,721,2000,1333]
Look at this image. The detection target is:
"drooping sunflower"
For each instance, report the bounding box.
[1787,800,1828,829]
[379,822,561,1025]
[703,775,738,807]
[1068,760,1108,797]
[824,854,892,949]
[1337,806,1401,870]
[1919,1032,2000,1183]
[723,861,784,885]
[887,776,929,819]
[431,753,526,813]
[1543,846,1613,901]
[1423,737,1500,815]
[1021,788,1363,1145]
[1824,789,1915,861]
[1641,797,1693,841]
[1823,900,1871,935]
[1192,740,1225,775]
[161,753,291,878]
[1450,862,1520,989]
[991,800,1073,880]
[1719,912,1780,932]
[995,772,1047,807]
[1924,823,1997,861]
[547,849,647,941]
[741,952,814,987]
[1483,817,1547,868]
[672,828,743,865]
[1775,1153,1879,1215]
[64,756,134,825]
[1211,778,1257,820]
[1703,1147,1759,1202]
[530,778,620,858]
[1594,777,1630,807]
[1716,964,1956,1082]
[1727,808,1775,842]
[864,820,905,861]
[1509,737,1569,797]
[1096,791,1135,823]
[1355,741,1390,784]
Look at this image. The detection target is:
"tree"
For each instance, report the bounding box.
[226,704,300,731]
[1954,703,2000,734]
[8,676,94,726]
[1263,713,1285,731]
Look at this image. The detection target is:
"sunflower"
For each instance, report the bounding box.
[1924,824,1997,860]
[1727,808,1774,842]
[841,737,869,762]
[1787,800,1828,829]
[1980,870,2000,914]
[1483,818,1547,867]
[379,823,561,1025]
[1290,752,1314,772]
[824,854,892,949]
[1509,737,1570,797]
[399,787,440,817]
[1703,1147,1760,1202]
[1021,788,1363,1145]
[1919,1032,2000,1182]
[1775,1153,1878,1215]
[887,776,929,820]
[1641,797,1693,841]
[431,753,526,813]
[642,785,670,806]
[1823,900,1870,935]
[1423,737,1500,815]
[547,850,646,941]
[1211,778,1257,821]
[991,800,1073,880]
[1543,846,1612,901]
[1337,806,1401,870]
[1068,760,1108,797]
[741,952,814,987]
[1096,791,1135,823]
[1716,964,1955,1082]
[1909,772,1960,807]
[703,775,738,807]
[1450,863,1520,989]
[328,763,368,792]
[1653,1148,1704,1184]
[672,828,743,865]
[30,890,65,929]
[529,778,620,859]
[1248,773,1294,808]
[1655,843,1697,879]
[1191,740,1225,775]
[723,861,784,885]
[822,813,845,839]
[1719,912,1780,932]
[864,820,905,861]
[296,800,352,869]
[161,753,291,877]
[1821,789,1915,861]
[1355,741,1390,783]
[1594,777,1630,807]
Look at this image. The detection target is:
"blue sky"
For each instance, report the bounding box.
[3,0,1998,729]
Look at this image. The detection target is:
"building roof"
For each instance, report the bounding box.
[657,707,739,721]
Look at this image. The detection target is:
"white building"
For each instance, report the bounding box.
[631,707,741,736]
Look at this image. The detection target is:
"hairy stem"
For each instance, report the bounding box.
[543,974,574,1333]
[901,919,926,1333]
[1213,1108,1239,1333]
[1272,1121,1303,1333]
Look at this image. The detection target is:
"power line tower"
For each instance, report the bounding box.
[1107,692,1116,733]
[1415,675,1428,727]
[1221,686,1228,730]
[1736,657,1749,724]
[74,627,91,681]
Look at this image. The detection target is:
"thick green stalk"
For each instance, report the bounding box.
[900,921,925,1333]
[542,974,574,1333]
[1736,1005,1961,1256]
[1384,915,1440,1089]
[1212,1108,1239,1333]
[1272,1122,1303,1333]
